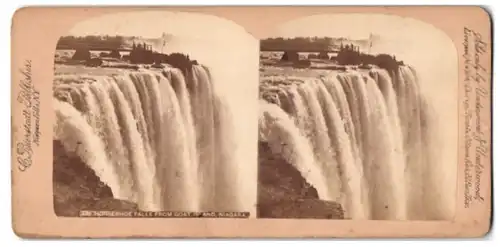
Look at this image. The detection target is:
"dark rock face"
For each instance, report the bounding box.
[257,141,344,219]
[53,141,138,217]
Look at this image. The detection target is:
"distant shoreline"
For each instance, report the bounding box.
[56,46,132,52]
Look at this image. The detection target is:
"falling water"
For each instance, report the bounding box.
[53,65,251,213]
[259,66,450,220]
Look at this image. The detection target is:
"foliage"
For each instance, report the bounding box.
[336,44,403,74]
[158,53,196,73]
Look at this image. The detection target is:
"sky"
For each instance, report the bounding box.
[67,10,258,78]
[68,10,251,41]
[272,14,437,42]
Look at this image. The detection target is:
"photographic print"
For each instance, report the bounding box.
[258,14,458,220]
[51,11,259,217]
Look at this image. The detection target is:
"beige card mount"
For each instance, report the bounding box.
[11,6,492,238]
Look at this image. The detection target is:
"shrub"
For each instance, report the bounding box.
[85,58,103,67]
[336,48,402,75]
[164,53,194,73]
[152,52,197,74]
[293,59,312,68]
[308,53,318,59]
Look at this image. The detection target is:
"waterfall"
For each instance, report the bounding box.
[53,65,252,213]
[259,100,331,201]
[259,66,450,220]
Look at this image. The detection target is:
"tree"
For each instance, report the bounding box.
[72,47,91,61]
[318,51,329,60]
[281,51,299,62]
